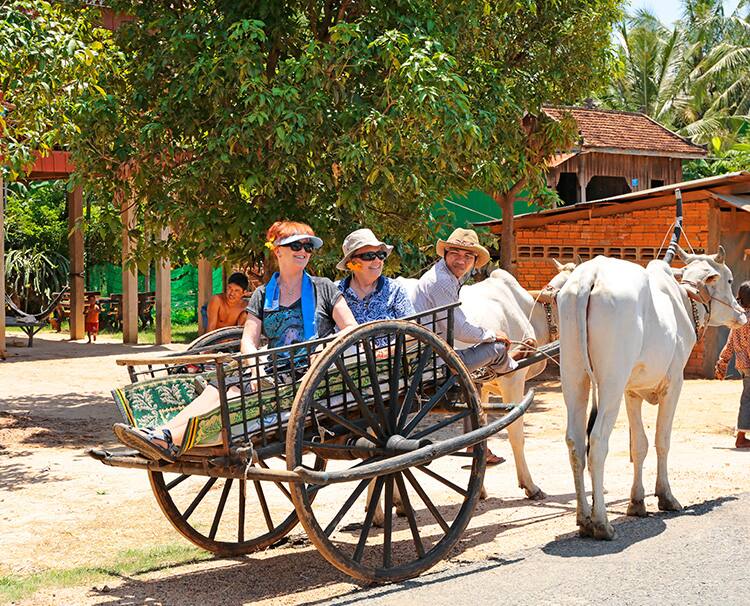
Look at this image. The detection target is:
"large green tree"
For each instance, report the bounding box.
[0,1,120,178]
[72,0,621,275]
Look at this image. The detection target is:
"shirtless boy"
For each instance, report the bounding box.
[206,272,249,331]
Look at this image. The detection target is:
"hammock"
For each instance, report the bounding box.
[4,285,70,323]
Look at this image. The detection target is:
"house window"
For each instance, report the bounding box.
[586,176,631,201]
[556,172,578,206]
[651,179,665,188]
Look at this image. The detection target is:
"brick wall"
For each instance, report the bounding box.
[510,201,712,376]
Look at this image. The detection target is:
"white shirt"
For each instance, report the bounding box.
[413,259,495,344]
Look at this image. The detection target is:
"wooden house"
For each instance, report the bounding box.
[543,106,707,205]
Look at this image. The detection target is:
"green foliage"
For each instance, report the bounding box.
[601,1,750,147]
[5,181,68,254]
[71,0,621,276]
[0,1,121,179]
[683,143,750,179]
[4,248,69,312]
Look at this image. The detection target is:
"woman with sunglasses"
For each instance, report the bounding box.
[336,228,414,328]
[114,220,357,461]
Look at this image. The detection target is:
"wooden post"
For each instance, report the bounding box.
[577,154,587,204]
[67,187,85,340]
[197,258,212,335]
[155,228,171,344]
[0,175,5,357]
[121,198,138,344]
[703,202,723,377]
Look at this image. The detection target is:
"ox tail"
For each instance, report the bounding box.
[576,270,598,454]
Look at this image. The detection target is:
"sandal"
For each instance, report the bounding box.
[113,423,179,462]
[486,451,506,466]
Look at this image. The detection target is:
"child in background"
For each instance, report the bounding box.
[50,302,65,332]
[85,294,101,343]
[715,281,750,448]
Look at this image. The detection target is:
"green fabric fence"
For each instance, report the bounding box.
[87,264,223,325]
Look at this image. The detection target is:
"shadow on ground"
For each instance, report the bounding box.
[541,494,738,558]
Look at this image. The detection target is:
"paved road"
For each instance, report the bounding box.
[328,492,750,606]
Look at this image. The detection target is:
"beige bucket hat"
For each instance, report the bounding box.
[336,228,394,271]
[436,228,491,269]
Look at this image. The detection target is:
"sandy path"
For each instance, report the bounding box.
[1,333,748,605]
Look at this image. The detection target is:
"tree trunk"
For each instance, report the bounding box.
[492,180,526,277]
[499,194,516,276]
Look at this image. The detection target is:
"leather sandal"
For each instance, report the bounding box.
[113,423,179,462]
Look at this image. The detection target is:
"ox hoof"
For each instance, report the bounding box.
[370,508,385,528]
[657,495,683,512]
[526,488,547,501]
[480,485,488,500]
[396,506,406,518]
[591,521,616,541]
[627,500,648,517]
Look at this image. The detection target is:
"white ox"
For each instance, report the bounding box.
[397,262,574,500]
[557,247,746,540]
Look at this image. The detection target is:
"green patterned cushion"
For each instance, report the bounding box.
[112,375,202,428]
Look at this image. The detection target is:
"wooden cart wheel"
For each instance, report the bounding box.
[148,452,324,556]
[185,326,244,353]
[286,320,486,583]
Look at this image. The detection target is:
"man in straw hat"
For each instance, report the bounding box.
[414,228,525,465]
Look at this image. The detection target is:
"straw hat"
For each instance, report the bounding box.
[436,228,491,269]
[336,228,394,271]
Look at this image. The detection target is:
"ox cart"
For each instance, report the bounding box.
[89,305,544,583]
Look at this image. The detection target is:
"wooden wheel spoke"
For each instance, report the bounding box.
[209,479,233,540]
[387,335,404,433]
[311,401,378,445]
[256,459,294,503]
[416,465,468,497]
[334,359,386,441]
[238,479,246,543]
[253,480,275,532]
[411,409,471,440]
[362,340,391,435]
[323,479,370,537]
[402,468,450,533]
[394,472,425,558]
[183,476,218,521]
[353,476,385,563]
[402,374,459,436]
[397,345,433,431]
[383,475,394,569]
[165,473,190,491]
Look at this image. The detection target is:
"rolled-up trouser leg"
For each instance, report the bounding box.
[458,342,519,442]
[457,341,519,374]
[738,372,750,432]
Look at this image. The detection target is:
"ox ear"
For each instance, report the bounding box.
[671,267,684,282]
[714,245,726,264]
[551,258,565,271]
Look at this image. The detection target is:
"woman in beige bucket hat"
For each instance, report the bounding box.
[336,229,415,330]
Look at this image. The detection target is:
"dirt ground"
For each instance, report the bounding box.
[1,332,748,605]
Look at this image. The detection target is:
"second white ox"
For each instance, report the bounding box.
[557,247,746,540]
[397,262,574,500]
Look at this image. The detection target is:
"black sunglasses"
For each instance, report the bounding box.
[353,251,388,261]
[282,241,315,253]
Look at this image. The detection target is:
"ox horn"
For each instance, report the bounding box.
[552,258,565,271]
[676,245,692,263]
[714,245,726,264]
[575,254,583,265]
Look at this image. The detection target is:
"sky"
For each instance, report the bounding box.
[628,0,742,25]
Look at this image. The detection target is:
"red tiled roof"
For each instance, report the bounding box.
[543,106,706,158]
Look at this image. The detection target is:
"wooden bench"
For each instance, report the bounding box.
[6,316,46,347]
